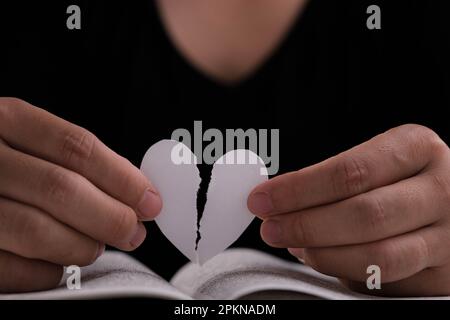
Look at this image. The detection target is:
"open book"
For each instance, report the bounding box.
[0,248,448,300]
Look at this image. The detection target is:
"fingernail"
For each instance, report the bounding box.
[95,243,105,259]
[137,189,162,221]
[130,223,147,248]
[261,220,282,244]
[248,192,274,216]
[288,248,305,264]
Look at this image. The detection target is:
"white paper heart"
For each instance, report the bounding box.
[140,139,268,264]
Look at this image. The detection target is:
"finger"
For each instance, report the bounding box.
[341,265,450,297]
[261,174,444,248]
[0,197,102,266]
[0,250,63,293]
[299,226,450,283]
[0,143,147,251]
[248,124,446,217]
[0,98,161,220]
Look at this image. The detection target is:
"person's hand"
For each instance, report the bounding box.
[0,98,162,293]
[248,124,450,296]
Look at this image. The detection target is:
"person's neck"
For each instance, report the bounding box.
[156,0,309,85]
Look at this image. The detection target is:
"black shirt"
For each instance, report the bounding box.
[1,0,449,279]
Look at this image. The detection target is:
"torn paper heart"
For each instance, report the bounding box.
[140,140,268,264]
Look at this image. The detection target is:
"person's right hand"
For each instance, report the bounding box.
[0,98,162,293]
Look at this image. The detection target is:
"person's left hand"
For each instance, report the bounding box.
[248,124,450,296]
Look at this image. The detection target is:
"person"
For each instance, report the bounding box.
[0,0,449,296]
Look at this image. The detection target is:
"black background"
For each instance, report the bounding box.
[0,0,449,281]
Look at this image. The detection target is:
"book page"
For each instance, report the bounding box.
[0,251,190,300]
[171,248,450,300]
